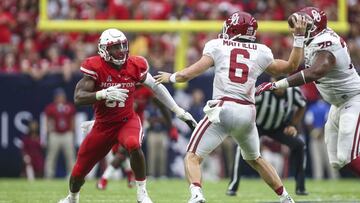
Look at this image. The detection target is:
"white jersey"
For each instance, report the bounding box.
[203,38,274,104]
[304,28,360,106]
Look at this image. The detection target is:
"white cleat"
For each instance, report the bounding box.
[188,186,206,203]
[58,195,79,203]
[188,193,206,203]
[280,194,295,203]
[137,190,153,203]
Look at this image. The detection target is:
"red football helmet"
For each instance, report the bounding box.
[219,11,258,41]
[296,7,327,40]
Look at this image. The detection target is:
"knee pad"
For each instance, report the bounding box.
[123,137,140,152]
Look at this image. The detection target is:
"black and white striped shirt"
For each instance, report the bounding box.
[255,87,306,131]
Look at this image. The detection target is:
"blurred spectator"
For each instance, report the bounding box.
[21,120,45,180]
[145,102,171,178]
[44,88,76,178]
[304,99,339,180]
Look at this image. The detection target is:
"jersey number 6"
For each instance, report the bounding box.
[229,48,249,84]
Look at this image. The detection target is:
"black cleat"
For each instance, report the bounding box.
[226,190,237,196]
[296,189,309,196]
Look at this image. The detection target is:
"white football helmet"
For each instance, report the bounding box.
[98,28,129,65]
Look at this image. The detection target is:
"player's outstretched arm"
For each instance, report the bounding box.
[154,55,213,84]
[256,51,336,95]
[143,73,197,129]
[265,15,307,76]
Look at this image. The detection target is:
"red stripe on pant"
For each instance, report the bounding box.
[351,114,360,160]
[191,121,211,153]
[187,117,209,152]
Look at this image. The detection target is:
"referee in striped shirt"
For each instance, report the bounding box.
[226,76,308,196]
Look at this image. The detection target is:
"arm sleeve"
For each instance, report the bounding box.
[142,73,184,116]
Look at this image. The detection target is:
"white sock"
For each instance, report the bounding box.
[102,165,116,180]
[280,188,288,197]
[69,191,79,200]
[136,179,147,192]
[189,184,202,195]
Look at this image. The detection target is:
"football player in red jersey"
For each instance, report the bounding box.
[91,86,179,190]
[58,29,197,203]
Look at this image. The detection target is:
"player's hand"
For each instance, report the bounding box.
[154,71,172,84]
[96,84,129,102]
[169,125,179,142]
[255,82,276,96]
[80,120,95,135]
[176,110,198,131]
[289,14,308,36]
[284,125,298,137]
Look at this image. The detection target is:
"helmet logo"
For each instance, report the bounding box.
[230,13,239,25]
[311,10,321,22]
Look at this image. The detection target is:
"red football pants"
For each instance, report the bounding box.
[72,114,143,178]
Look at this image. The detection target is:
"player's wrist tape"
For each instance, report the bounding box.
[172,107,185,117]
[300,70,307,84]
[293,35,305,48]
[274,78,289,89]
[169,73,177,83]
[96,90,106,100]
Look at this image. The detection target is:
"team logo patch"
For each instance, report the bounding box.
[107,75,112,82]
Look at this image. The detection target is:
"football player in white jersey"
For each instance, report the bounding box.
[155,11,308,203]
[256,7,360,178]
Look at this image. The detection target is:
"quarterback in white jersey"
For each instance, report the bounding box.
[155,11,308,203]
[257,7,360,177]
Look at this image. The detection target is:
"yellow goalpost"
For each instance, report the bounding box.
[37,0,349,88]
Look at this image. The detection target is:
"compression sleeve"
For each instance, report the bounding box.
[142,73,184,116]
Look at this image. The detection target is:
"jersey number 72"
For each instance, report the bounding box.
[229,48,250,84]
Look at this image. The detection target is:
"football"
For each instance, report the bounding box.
[288,12,314,31]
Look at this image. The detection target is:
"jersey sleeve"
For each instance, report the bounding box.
[202,39,220,60]
[131,56,149,81]
[257,45,274,71]
[80,58,99,80]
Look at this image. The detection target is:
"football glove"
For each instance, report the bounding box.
[176,110,197,131]
[255,82,276,96]
[96,84,129,102]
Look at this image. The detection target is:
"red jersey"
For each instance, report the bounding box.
[134,86,154,123]
[80,55,149,123]
[45,102,76,133]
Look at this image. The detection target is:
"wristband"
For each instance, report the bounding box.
[274,78,289,89]
[293,35,305,48]
[169,73,177,83]
[300,70,307,84]
[95,90,105,100]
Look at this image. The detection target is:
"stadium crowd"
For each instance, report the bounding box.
[1,0,360,180]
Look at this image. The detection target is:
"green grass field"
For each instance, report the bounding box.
[0,178,359,203]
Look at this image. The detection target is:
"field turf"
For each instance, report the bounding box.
[0,178,359,202]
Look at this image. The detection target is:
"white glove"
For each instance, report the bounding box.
[176,109,198,130]
[80,120,95,135]
[96,85,129,102]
